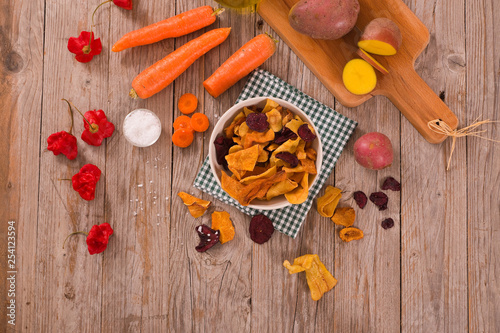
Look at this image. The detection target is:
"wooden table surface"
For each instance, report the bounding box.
[1,0,499,332]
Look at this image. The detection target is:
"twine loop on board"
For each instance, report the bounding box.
[427,117,500,170]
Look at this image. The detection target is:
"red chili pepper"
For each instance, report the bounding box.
[86,223,114,255]
[67,31,102,63]
[47,131,78,160]
[72,164,101,201]
[113,0,132,10]
[81,110,115,146]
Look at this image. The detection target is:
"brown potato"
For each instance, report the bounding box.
[358,18,402,55]
[288,0,360,40]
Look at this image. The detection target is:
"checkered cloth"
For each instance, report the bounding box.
[194,69,357,238]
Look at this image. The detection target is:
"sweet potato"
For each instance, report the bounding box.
[342,59,377,95]
[288,0,360,40]
[358,18,402,55]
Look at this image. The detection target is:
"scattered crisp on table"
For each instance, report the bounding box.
[178,192,211,218]
[283,254,337,301]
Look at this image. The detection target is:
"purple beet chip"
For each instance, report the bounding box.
[274,127,298,145]
[195,224,220,252]
[297,124,317,142]
[246,113,269,132]
[369,192,389,211]
[249,214,274,244]
[381,218,395,229]
[381,177,401,191]
[353,191,368,209]
[213,135,234,170]
[275,152,299,168]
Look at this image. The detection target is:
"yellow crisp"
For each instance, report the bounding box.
[305,147,317,161]
[262,98,280,113]
[225,144,260,171]
[266,179,298,200]
[224,112,246,138]
[228,145,243,154]
[211,211,235,244]
[316,186,342,218]
[240,166,277,185]
[285,172,309,204]
[266,108,283,132]
[296,140,306,160]
[283,254,337,301]
[285,116,305,133]
[178,192,211,218]
[331,207,355,227]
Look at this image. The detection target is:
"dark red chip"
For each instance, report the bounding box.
[274,127,298,145]
[213,135,234,170]
[297,124,317,142]
[249,214,274,244]
[275,152,299,168]
[381,218,395,229]
[246,113,269,132]
[381,177,401,191]
[353,191,368,209]
[369,192,389,211]
[195,224,220,252]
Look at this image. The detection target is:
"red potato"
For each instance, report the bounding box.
[289,0,360,40]
[353,132,393,170]
[356,49,389,75]
[358,18,402,56]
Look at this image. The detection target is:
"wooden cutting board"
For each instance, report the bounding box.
[257,0,458,144]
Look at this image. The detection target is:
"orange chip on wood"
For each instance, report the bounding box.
[178,192,211,218]
[316,186,342,218]
[331,207,355,227]
[339,227,364,242]
[211,211,235,244]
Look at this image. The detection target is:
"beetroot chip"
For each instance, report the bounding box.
[381,218,395,229]
[274,127,298,145]
[195,224,220,252]
[369,192,388,211]
[297,124,317,142]
[353,191,368,209]
[276,152,299,168]
[214,135,234,170]
[246,113,269,132]
[381,177,401,191]
[249,214,274,244]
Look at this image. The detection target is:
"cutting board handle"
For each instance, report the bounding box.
[386,68,458,144]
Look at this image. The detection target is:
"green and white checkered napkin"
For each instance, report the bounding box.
[194,69,357,238]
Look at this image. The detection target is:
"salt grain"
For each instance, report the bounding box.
[123,109,162,147]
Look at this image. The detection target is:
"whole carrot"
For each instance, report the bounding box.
[112,6,222,52]
[203,34,277,98]
[130,28,231,99]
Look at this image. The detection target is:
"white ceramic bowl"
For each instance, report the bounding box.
[208,97,323,210]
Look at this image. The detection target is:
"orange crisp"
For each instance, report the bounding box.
[178,192,211,218]
[211,211,235,244]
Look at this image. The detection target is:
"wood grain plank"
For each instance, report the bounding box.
[0,0,44,331]
[289,65,338,333]
[333,95,401,331]
[102,0,174,331]
[247,19,314,332]
[401,0,468,332]
[185,5,253,332]
[34,0,114,331]
[466,0,500,332]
